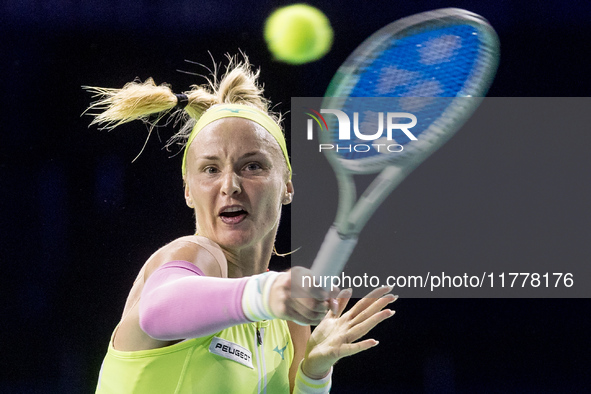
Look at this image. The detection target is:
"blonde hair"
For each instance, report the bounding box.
[83,55,283,156]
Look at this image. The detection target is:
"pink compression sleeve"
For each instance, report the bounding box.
[139,260,250,341]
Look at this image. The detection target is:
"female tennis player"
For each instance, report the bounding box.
[87,55,397,393]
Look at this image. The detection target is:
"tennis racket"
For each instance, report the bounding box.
[309,8,500,284]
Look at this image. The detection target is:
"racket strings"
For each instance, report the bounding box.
[326,24,495,168]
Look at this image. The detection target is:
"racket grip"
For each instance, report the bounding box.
[310,227,358,280]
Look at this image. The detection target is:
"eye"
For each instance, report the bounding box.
[204,166,219,174]
[244,162,262,172]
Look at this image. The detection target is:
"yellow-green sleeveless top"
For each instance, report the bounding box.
[96,319,293,393]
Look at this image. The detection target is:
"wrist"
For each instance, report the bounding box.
[241,271,282,321]
[301,358,331,380]
[293,359,332,394]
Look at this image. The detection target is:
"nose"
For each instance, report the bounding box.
[220,171,242,196]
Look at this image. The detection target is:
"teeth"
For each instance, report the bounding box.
[222,206,244,213]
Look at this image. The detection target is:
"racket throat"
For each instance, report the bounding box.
[346,165,411,233]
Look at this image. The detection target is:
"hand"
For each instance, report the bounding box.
[301,286,397,379]
[268,266,339,325]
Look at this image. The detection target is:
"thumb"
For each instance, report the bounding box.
[329,288,352,317]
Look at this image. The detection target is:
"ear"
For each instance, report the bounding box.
[282,180,294,205]
[184,183,195,208]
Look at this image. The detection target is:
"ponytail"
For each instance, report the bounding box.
[84,54,282,152]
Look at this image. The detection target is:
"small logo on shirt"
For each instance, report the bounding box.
[209,337,254,369]
[273,342,289,360]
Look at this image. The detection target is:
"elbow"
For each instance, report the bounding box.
[138,295,174,341]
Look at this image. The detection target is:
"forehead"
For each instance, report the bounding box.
[189,117,280,158]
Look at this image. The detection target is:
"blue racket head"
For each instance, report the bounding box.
[320,8,500,174]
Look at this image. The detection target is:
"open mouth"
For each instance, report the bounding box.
[219,206,248,224]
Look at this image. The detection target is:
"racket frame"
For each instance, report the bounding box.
[310,8,500,280]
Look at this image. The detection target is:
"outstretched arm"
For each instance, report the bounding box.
[139,264,335,342]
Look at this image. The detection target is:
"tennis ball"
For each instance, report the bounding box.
[264,4,333,65]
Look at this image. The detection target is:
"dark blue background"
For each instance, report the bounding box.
[2,1,590,392]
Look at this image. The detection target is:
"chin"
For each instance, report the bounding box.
[216,230,258,249]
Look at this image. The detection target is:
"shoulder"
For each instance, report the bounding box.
[143,235,228,279]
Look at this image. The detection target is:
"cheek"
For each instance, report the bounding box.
[247,179,280,208]
[261,185,285,217]
[187,174,216,196]
[187,181,216,214]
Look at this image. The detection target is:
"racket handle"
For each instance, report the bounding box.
[310,227,358,280]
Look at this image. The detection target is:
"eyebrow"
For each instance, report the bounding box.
[197,151,263,161]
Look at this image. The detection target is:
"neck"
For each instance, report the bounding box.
[196,215,282,278]
[223,240,274,278]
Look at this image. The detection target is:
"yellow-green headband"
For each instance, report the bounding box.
[181,104,291,179]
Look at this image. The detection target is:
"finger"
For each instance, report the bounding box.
[292,320,309,326]
[349,293,398,326]
[286,298,329,324]
[337,338,380,359]
[291,266,330,301]
[328,286,342,300]
[346,309,396,343]
[346,286,393,320]
[328,288,352,317]
[291,285,329,302]
[293,296,332,314]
